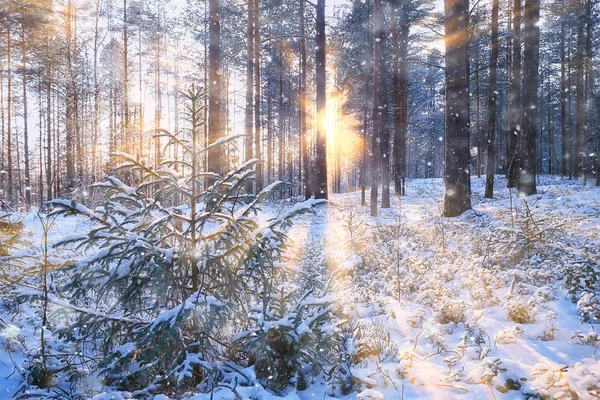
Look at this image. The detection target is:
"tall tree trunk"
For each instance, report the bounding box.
[253,0,262,191]
[380,31,390,209]
[300,0,310,199]
[208,0,224,176]
[361,78,368,206]
[7,24,13,203]
[370,0,383,216]
[584,0,592,185]
[315,0,328,200]
[65,0,76,189]
[443,0,471,217]
[245,0,254,192]
[267,79,273,182]
[123,0,129,157]
[507,0,521,188]
[485,0,500,199]
[46,61,52,201]
[21,22,31,209]
[547,74,554,175]
[475,48,481,178]
[575,1,585,179]
[518,0,540,196]
[560,14,568,177]
[393,0,408,196]
[155,12,162,167]
[38,76,43,206]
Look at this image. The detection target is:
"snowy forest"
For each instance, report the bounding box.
[1,0,600,398]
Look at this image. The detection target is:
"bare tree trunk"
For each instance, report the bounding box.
[560,14,568,177]
[547,74,554,175]
[518,0,540,196]
[443,0,472,217]
[361,78,368,206]
[584,0,592,185]
[208,0,224,177]
[46,60,52,201]
[300,0,310,199]
[485,0,500,199]
[507,0,521,188]
[21,22,31,209]
[370,0,383,216]
[253,0,262,190]
[315,0,328,200]
[267,79,273,182]
[123,0,129,157]
[392,0,408,197]
[245,0,254,192]
[7,24,13,203]
[154,11,162,167]
[65,0,76,189]
[575,1,585,179]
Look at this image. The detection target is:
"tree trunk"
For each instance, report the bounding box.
[123,0,129,157]
[518,0,540,196]
[507,0,521,188]
[575,2,585,179]
[370,0,383,216]
[560,14,568,177]
[300,0,309,199]
[485,0,500,199]
[393,0,408,196]
[315,0,328,200]
[21,22,31,209]
[46,60,52,201]
[7,24,13,203]
[584,0,592,185]
[65,0,76,189]
[208,0,224,176]
[253,0,262,191]
[245,0,254,192]
[443,0,471,217]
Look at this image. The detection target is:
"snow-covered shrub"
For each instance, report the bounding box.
[0,212,27,283]
[577,291,600,323]
[528,363,577,399]
[435,298,466,325]
[571,329,600,347]
[466,357,506,385]
[494,326,524,347]
[503,295,536,324]
[353,319,399,363]
[0,323,22,351]
[457,324,489,360]
[231,289,334,391]
[19,89,323,396]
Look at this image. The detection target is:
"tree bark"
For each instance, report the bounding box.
[443,0,471,217]
[254,0,262,191]
[518,0,540,196]
[507,0,521,188]
[315,0,328,200]
[393,0,408,196]
[485,0,500,199]
[575,1,585,179]
[245,0,254,192]
[370,0,383,216]
[208,0,224,176]
[21,22,31,209]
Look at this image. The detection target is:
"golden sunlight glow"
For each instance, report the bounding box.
[324,92,362,177]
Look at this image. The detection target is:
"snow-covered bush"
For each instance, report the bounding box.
[0,212,27,283]
[503,295,537,324]
[16,89,324,397]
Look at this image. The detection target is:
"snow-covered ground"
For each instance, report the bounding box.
[2,175,600,399]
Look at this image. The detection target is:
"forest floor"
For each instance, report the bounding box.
[2,175,600,399]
